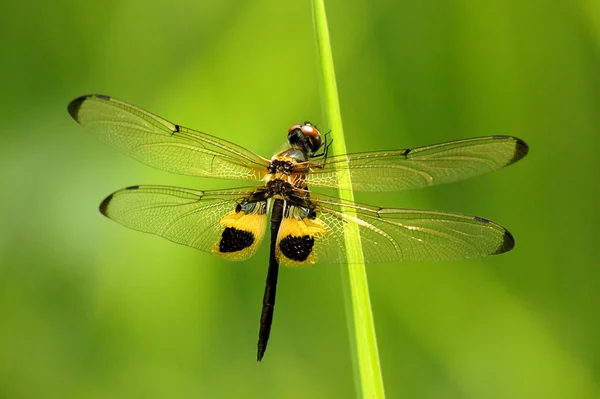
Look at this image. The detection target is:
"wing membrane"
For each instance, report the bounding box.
[285,192,514,265]
[69,95,269,180]
[100,185,267,260]
[303,136,528,191]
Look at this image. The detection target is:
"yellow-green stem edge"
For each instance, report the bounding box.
[311,1,385,397]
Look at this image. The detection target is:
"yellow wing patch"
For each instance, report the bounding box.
[213,203,267,261]
[276,206,327,267]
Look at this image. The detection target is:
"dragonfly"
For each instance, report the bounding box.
[68,94,528,361]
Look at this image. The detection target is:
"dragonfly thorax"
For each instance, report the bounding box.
[268,147,309,176]
[266,179,295,197]
[267,158,293,174]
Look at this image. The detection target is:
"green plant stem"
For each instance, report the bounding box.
[311,1,385,398]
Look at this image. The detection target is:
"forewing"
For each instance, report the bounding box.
[69,95,269,180]
[303,136,528,191]
[277,193,514,265]
[100,185,268,261]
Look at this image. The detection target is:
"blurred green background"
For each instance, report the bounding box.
[1,0,598,398]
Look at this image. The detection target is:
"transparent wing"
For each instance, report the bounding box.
[278,192,514,265]
[302,136,528,191]
[100,185,268,261]
[68,95,269,181]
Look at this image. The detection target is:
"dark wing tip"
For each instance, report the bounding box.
[512,137,529,164]
[492,135,529,166]
[100,186,140,215]
[67,94,112,122]
[67,96,87,122]
[495,229,515,255]
[99,193,114,216]
[474,214,515,255]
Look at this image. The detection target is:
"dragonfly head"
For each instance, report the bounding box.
[287,122,322,154]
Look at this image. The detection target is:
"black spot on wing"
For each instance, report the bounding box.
[96,94,111,101]
[125,185,140,190]
[219,227,254,253]
[99,193,114,215]
[279,235,315,262]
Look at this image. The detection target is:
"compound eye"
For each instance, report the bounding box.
[300,123,320,138]
[287,122,323,153]
[288,124,302,133]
